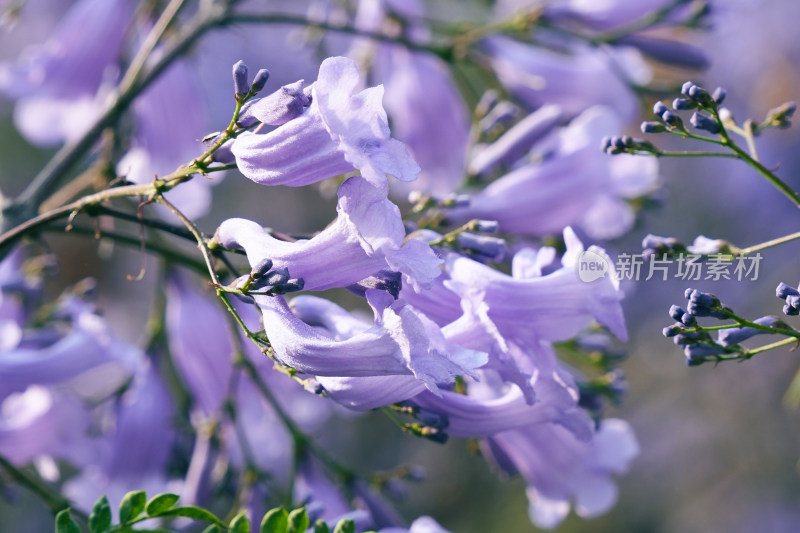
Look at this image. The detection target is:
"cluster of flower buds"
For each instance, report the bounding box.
[642,82,727,135]
[231,60,269,103]
[600,135,658,155]
[225,257,304,300]
[641,234,687,260]
[776,282,800,315]
[664,288,794,366]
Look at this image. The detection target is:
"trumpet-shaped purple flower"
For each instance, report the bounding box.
[165,272,233,417]
[0,296,138,400]
[410,364,593,440]
[0,386,91,465]
[372,47,470,197]
[216,176,441,291]
[481,36,649,121]
[484,418,638,529]
[407,228,626,346]
[0,0,132,145]
[231,56,420,188]
[256,292,485,396]
[450,106,658,239]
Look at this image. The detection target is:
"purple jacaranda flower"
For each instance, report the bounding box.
[410,363,594,440]
[483,418,638,529]
[0,0,132,145]
[216,176,442,292]
[117,59,216,219]
[407,228,627,346]
[352,0,467,197]
[238,79,311,127]
[469,104,563,177]
[165,272,233,417]
[480,36,650,122]
[294,455,369,527]
[371,46,470,197]
[254,291,485,397]
[448,106,658,239]
[64,362,176,511]
[0,386,91,465]
[231,56,420,189]
[534,0,691,31]
[0,296,138,400]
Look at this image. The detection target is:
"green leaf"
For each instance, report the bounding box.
[230,511,251,533]
[88,496,112,533]
[55,509,81,533]
[201,526,222,533]
[154,506,226,527]
[118,490,147,524]
[313,519,330,533]
[332,518,355,533]
[260,507,288,533]
[145,493,180,516]
[287,508,309,533]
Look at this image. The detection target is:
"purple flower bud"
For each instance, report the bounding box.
[653,101,669,117]
[690,112,720,134]
[661,110,684,129]
[270,278,305,294]
[455,232,506,262]
[672,98,696,110]
[776,282,799,300]
[669,305,687,322]
[250,68,270,94]
[250,258,274,280]
[684,343,726,366]
[232,60,249,100]
[681,81,695,97]
[718,316,782,346]
[663,324,682,338]
[641,121,667,134]
[414,408,449,430]
[238,80,310,127]
[712,87,726,105]
[346,269,403,299]
[473,220,499,234]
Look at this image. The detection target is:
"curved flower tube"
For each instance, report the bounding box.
[231,56,420,188]
[216,176,442,292]
[257,292,485,395]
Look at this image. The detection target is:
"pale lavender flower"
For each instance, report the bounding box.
[216,176,442,292]
[165,272,233,417]
[255,292,485,395]
[484,418,638,529]
[410,363,593,440]
[373,47,470,197]
[0,386,91,465]
[0,0,132,145]
[481,36,650,121]
[539,0,689,31]
[409,228,626,345]
[469,104,563,177]
[450,106,658,239]
[231,56,420,189]
[0,296,138,400]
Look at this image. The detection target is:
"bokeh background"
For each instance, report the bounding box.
[2,1,800,531]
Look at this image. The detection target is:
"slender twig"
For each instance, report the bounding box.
[3,0,232,226]
[738,231,800,255]
[223,12,452,58]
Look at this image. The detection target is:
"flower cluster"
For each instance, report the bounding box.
[0,0,719,530]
